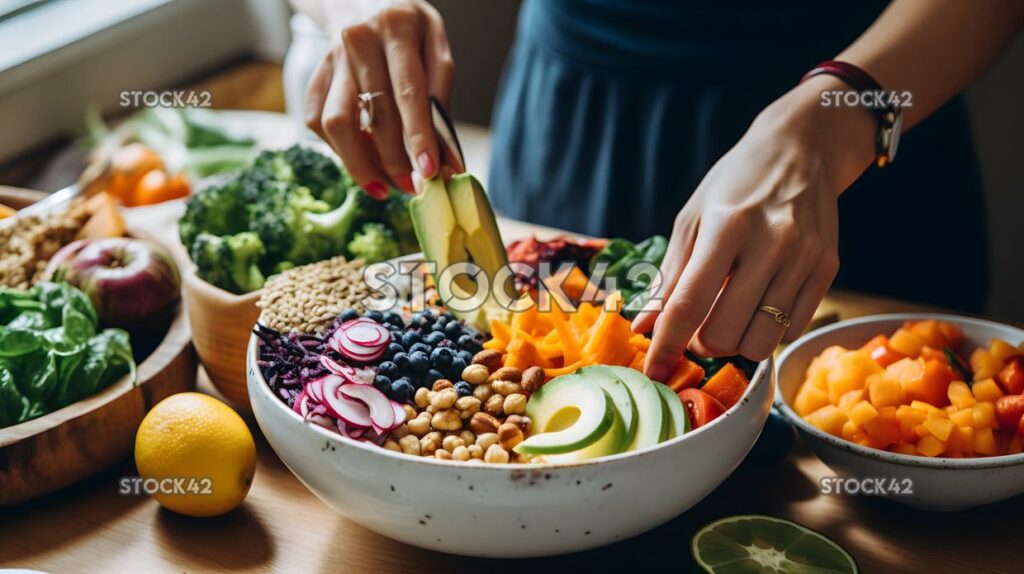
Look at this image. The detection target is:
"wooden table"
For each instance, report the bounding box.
[4,62,1020,574]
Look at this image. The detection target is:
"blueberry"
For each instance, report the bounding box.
[401,331,422,350]
[382,311,405,328]
[364,310,384,323]
[447,357,467,379]
[390,379,415,403]
[430,347,454,369]
[385,342,404,360]
[412,376,432,389]
[454,381,472,397]
[437,338,455,348]
[430,322,446,333]
[444,321,463,338]
[339,308,360,322]
[373,375,392,393]
[377,361,399,379]
[393,352,411,371]
[435,315,449,327]
[409,351,430,373]
[423,331,445,347]
[456,350,474,365]
[425,369,445,384]
[409,342,432,356]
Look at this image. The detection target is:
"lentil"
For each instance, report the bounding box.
[256,256,369,334]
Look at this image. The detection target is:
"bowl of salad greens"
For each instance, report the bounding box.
[0,280,196,505]
[177,145,419,409]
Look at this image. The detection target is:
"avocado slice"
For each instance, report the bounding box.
[571,369,637,451]
[447,174,508,279]
[408,177,474,297]
[515,375,616,455]
[599,366,666,451]
[540,374,628,462]
[655,381,690,438]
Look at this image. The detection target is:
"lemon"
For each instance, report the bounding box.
[135,392,256,517]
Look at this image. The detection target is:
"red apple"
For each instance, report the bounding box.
[46,238,180,327]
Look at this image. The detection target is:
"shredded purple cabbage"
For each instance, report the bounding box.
[254,324,332,408]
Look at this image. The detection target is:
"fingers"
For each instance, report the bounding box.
[783,252,839,343]
[379,5,440,179]
[304,52,334,141]
[643,224,738,383]
[320,60,390,199]
[733,262,808,361]
[630,213,697,334]
[343,24,414,192]
[689,243,780,358]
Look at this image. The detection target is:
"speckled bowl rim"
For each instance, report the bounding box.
[776,313,1024,470]
[248,331,772,471]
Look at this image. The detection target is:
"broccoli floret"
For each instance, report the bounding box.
[243,145,354,207]
[347,222,401,263]
[381,190,418,254]
[178,177,246,248]
[247,185,364,268]
[190,232,267,294]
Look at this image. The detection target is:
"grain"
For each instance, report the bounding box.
[256,256,370,334]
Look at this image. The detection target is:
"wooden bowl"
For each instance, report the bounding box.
[181,265,260,410]
[0,302,197,506]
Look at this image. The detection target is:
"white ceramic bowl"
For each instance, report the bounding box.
[247,333,774,557]
[776,313,1024,511]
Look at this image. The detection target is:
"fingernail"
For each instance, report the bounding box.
[417,152,436,178]
[395,174,414,193]
[363,181,387,199]
[647,364,669,383]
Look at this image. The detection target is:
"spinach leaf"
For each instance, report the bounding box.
[0,329,45,358]
[0,365,29,427]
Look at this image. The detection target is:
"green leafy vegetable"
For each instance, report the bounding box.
[589,235,668,319]
[0,282,136,429]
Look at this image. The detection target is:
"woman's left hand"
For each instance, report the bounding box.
[632,76,875,381]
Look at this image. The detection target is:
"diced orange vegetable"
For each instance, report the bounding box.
[700,363,749,409]
[860,334,888,355]
[543,265,591,300]
[916,435,946,457]
[898,358,952,407]
[863,407,901,447]
[848,401,878,426]
[794,385,830,417]
[973,402,996,429]
[867,374,902,408]
[837,389,866,413]
[997,356,1024,395]
[666,355,704,391]
[841,420,859,441]
[946,425,974,455]
[826,350,882,404]
[891,443,918,456]
[989,338,1020,364]
[889,328,926,357]
[971,349,1003,383]
[972,378,1004,402]
[806,405,847,436]
[907,320,950,349]
[946,380,976,409]
[628,351,646,372]
[950,408,974,428]
[974,427,998,455]
[924,417,955,441]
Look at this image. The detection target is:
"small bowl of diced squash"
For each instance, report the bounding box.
[776,314,1024,510]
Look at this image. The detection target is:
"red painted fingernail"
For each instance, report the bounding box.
[417,152,436,178]
[395,174,414,193]
[647,364,669,383]
[363,181,387,199]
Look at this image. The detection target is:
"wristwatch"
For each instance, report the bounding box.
[801,60,903,167]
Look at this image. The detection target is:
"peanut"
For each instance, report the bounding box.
[407,413,431,437]
[484,394,505,416]
[491,380,521,396]
[484,444,510,463]
[497,422,524,450]
[461,364,491,385]
[488,366,522,385]
[432,379,454,391]
[454,395,481,419]
[476,432,499,451]
[472,349,502,371]
[399,435,421,456]
[469,412,500,435]
[503,393,527,415]
[431,408,463,431]
[521,366,545,393]
[414,387,430,408]
[505,414,532,434]
[430,387,458,410]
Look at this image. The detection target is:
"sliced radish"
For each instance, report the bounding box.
[344,323,387,345]
[391,400,407,426]
[353,367,376,384]
[305,376,332,404]
[293,391,310,416]
[307,414,334,429]
[339,383,396,431]
[322,376,374,427]
[320,355,357,377]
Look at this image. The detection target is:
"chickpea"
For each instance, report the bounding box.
[475,432,499,452]
[383,439,402,452]
[472,383,494,402]
[451,445,471,461]
[414,387,430,409]
[407,413,431,437]
[431,387,458,410]
[424,431,443,444]
[442,435,466,451]
[431,408,463,431]
[467,444,484,459]
[461,364,490,385]
[484,444,510,464]
[434,449,452,460]
[455,395,481,419]
[399,435,421,456]
[391,423,410,439]
[402,404,417,420]
[484,394,505,416]
[492,380,521,396]
[503,393,527,415]
[466,458,484,465]
[420,435,439,456]
[458,429,476,445]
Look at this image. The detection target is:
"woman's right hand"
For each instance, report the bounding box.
[303,0,454,198]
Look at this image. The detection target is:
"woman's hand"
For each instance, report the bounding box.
[632,75,876,381]
[303,0,454,198]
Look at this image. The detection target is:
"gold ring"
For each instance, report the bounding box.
[759,305,791,328]
[357,91,387,133]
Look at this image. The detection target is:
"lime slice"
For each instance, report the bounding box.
[692,515,858,574]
